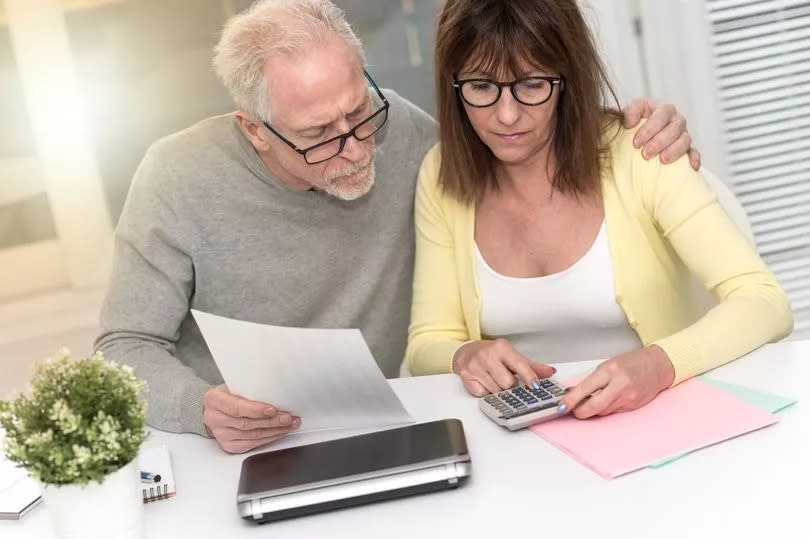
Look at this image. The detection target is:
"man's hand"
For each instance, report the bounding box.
[203,384,301,453]
[622,99,701,171]
[452,339,556,396]
[558,345,675,419]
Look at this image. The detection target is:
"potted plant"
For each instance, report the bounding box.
[0,350,147,539]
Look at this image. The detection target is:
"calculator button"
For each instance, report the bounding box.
[526,398,538,404]
[540,395,552,400]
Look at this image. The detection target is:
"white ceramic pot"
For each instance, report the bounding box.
[39,458,144,539]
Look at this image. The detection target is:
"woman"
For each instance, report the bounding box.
[405,0,792,418]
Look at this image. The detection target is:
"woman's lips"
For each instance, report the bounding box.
[494,131,529,142]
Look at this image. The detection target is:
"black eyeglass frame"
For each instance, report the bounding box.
[452,75,564,108]
[261,69,390,164]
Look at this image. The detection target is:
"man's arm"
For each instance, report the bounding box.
[95,145,212,436]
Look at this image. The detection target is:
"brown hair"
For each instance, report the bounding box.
[434,0,623,204]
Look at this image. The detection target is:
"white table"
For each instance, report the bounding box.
[4,340,809,538]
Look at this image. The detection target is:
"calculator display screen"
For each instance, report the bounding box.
[238,419,468,494]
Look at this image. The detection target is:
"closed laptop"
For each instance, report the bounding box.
[237,419,471,523]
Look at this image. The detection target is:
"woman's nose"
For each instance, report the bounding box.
[494,88,521,126]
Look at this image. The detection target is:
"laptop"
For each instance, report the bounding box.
[237,419,471,523]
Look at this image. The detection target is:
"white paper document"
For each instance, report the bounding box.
[191,310,413,435]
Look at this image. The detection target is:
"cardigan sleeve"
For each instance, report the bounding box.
[405,144,472,375]
[636,150,794,384]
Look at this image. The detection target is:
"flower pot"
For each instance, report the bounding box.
[39,458,144,539]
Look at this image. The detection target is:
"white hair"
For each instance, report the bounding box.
[213,0,367,122]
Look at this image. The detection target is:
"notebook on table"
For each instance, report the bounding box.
[138,444,177,503]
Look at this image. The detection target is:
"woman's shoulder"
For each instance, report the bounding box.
[416,142,444,194]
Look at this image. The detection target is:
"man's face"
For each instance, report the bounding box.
[259,34,377,200]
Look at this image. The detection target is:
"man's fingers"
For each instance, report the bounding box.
[560,369,610,413]
[622,98,653,130]
[208,409,296,431]
[219,434,288,454]
[633,103,676,151]
[219,423,300,442]
[642,111,685,160]
[688,146,701,171]
[658,131,692,164]
[218,392,276,419]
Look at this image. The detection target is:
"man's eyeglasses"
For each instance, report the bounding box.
[452,75,564,108]
[262,70,389,165]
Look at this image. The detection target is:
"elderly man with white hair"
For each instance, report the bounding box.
[95,0,699,453]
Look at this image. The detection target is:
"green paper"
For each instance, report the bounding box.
[647,377,797,468]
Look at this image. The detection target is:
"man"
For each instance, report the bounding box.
[96,0,699,453]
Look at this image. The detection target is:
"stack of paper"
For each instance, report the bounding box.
[531,377,785,478]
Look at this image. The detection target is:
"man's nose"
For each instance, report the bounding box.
[339,133,368,162]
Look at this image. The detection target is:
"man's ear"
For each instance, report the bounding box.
[235,111,271,152]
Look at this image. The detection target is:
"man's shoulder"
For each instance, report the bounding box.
[145,113,237,167]
[376,89,437,166]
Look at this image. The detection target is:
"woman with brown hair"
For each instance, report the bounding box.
[405,0,792,418]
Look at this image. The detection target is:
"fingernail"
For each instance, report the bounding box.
[557,403,567,414]
[280,414,291,424]
[643,148,653,159]
[264,407,276,416]
[292,418,301,428]
[551,367,557,374]
[531,380,541,390]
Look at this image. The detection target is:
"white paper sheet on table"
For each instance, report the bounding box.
[191,310,413,436]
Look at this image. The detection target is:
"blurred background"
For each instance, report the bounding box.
[1,0,808,394]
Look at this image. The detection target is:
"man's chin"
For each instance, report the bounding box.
[324,168,376,201]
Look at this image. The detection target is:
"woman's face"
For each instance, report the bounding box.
[458,61,561,168]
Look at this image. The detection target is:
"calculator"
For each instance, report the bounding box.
[478,378,569,430]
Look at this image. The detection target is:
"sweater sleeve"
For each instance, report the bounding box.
[95,144,213,436]
[405,145,471,375]
[637,151,794,384]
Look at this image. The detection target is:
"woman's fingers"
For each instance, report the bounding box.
[559,368,610,415]
[576,383,622,418]
[462,377,489,397]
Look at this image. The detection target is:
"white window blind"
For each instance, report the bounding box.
[706,0,810,338]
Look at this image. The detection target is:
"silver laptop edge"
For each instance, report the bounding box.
[238,458,471,520]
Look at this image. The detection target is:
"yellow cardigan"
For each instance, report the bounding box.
[405,126,793,384]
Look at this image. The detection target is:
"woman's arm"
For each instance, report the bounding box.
[644,154,793,383]
[405,145,471,375]
[560,148,792,419]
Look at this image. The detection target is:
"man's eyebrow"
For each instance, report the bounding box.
[296,99,369,134]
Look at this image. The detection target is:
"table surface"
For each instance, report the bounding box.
[4,340,809,538]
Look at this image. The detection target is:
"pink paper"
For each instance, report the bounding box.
[530,377,779,478]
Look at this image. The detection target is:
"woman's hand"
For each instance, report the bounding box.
[558,345,676,419]
[452,339,556,396]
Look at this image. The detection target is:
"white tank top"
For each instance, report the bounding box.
[475,223,642,363]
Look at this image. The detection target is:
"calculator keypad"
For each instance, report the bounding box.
[482,380,568,418]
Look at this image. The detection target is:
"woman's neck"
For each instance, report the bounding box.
[494,143,556,204]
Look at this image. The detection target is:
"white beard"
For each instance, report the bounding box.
[323,154,376,201]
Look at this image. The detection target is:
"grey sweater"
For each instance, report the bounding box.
[95,91,437,436]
